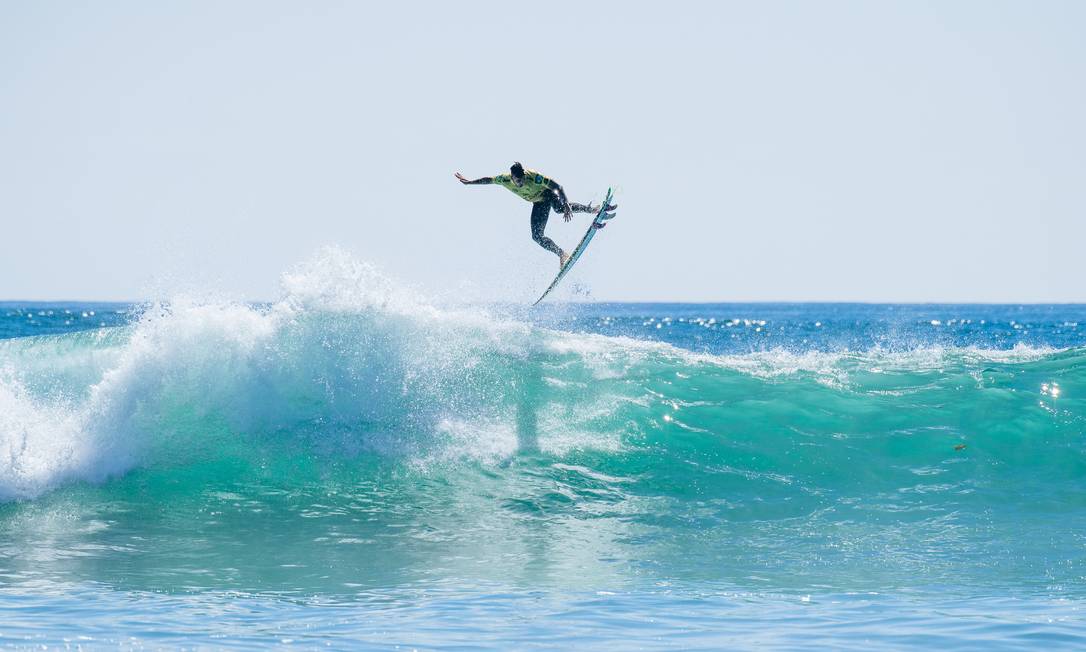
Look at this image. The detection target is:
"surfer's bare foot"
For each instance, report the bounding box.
[559,251,571,268]
[593,222,607,230]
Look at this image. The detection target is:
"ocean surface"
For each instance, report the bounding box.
[2,253,1085,649]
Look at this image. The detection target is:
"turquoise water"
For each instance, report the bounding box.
[2,255,1085,648]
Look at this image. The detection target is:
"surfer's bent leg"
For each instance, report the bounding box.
[546,192,594,214]
[530,200,563,256]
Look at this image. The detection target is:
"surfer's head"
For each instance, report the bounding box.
[510,161,525,186]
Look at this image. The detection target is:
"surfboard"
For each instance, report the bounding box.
[533,188,616,306]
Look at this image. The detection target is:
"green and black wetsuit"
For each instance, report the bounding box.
[488,169,596,256]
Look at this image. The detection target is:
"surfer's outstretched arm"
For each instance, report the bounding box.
[455,172,493,185]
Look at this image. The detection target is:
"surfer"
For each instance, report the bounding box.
[455,162,616,268]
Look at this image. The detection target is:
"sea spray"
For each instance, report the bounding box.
[0,251,1084,607]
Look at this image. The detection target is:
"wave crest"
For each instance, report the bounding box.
[1,250,1082,502]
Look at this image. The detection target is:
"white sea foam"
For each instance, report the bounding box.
[0,248,621,500]
[0,248,1074,501]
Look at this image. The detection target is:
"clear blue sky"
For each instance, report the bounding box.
[2,1,1083,302]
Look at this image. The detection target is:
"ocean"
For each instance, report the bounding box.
[2,252,1085,649]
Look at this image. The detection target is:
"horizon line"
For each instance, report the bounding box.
[3,298,1086,307]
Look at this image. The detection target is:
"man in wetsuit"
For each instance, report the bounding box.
[456,162,616,269]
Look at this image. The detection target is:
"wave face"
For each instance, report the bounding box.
[2,250,1086,598]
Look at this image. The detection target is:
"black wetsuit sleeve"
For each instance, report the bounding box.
[464,176,494,185]
[548,179,569,205]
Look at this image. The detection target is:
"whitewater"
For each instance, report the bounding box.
[2,249,1085,649]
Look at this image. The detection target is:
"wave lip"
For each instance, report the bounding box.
[0,250,611,499]
[2,249,1084,502]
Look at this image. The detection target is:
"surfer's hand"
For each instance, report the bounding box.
[563,205,573,222]
[455,172,470,184]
